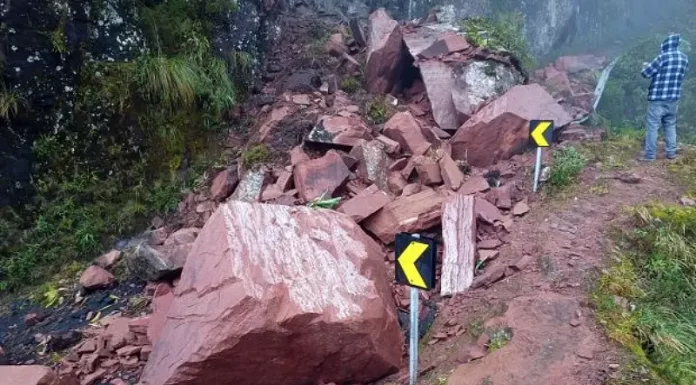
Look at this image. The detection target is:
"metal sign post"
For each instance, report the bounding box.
[395,232,436,385]
[533,146,543,193]
[409,286,419,385]
[529,120,554,193]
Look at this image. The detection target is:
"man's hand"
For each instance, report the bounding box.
[643,61,649,69]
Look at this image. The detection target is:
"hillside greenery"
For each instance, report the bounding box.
[0,0,247,291]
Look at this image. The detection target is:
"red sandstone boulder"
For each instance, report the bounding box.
[210,168,239,202]
[366,9,405,94]
[0,365,78,385]
[294,151,351,202]
[383,111,431,156]
[450,84,572,167]
[141,201,402,385]
[79,266,114,290]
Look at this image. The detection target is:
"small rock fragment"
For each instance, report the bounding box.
[512,202,530,216]
[478,250,499,262]
[94,250,122,269]
[413,155,443,185]
[456,344,487,363]
[337,185,393,223]
[458,176,490,195]
[477,239,502,250]
[475,197,503,224]
[289,146,310,165]
[210,168,239,202]
[510,255,534,272]
[80,266,115,290]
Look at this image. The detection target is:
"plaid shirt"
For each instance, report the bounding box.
[642,34,689,101]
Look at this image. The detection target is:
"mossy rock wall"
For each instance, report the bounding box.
[0,0,282,207]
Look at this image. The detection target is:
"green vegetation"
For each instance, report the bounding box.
[366,96,391,124]
[547,146,587,190]
[487,328,513,352]
[0,0,245,291]
[340,77,362,94]
[241,144,271,169]
[595,203,696,384]
[461,13,535,70]
[0,83,27,119]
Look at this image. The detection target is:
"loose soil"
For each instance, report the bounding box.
[381,158,683,385]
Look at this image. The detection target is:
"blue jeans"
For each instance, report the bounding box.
[645,100,678,160]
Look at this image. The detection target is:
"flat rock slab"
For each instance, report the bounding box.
[294,151,351,202]
[141,201,402,385]
[448,293,600,385]
[338,185,393,223]
[363,189,445,244]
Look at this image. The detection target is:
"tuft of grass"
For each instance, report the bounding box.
[487,327,513,352]
[340,77,361,93]
[366,96,392,124]
[241,144,271,169]
[547,146,587,190]
[0,84,28,119]
[468,318,485,338]
[579,126,642,170]
[595,203,696,384]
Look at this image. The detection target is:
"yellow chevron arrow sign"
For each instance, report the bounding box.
[530,120,553,147]
[397,241,430,289]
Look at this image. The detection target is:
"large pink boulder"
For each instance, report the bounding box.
[450,84,572,167]
[141,201,402,385]
[366,8,406,94]
[0,365,78,385]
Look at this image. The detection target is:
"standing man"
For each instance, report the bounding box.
[641,33,689,161]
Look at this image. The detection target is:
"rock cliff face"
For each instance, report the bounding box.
[0,0,282,207]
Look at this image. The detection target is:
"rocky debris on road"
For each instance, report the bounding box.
[141,201,402,385]
[52,314,154,385]
[0,9,617,385]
